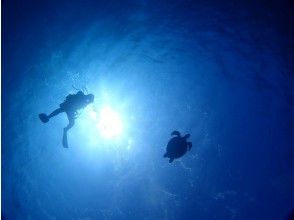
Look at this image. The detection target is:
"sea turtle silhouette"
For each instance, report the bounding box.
[164,131,192,163]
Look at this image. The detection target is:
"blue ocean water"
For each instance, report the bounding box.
[2,0,294,219]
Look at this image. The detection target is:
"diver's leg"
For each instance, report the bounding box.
[48,108,64,119]
[39,108,64,123]
[62,113,75,148]
[64,113,75,132]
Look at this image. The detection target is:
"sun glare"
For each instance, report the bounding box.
[92,106,123,139]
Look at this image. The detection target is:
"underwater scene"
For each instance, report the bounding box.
[2,0,294,219]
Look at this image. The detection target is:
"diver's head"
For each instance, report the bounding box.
[86,94,94,103]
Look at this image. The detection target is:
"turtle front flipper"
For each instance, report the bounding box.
[187,142,192,150]
[171,130,181,137]
[163,153,168,158]
[169,157,174,163]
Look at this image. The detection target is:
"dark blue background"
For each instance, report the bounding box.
[2,0,294,219]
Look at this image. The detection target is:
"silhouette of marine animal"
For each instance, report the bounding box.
[164,131,192,163]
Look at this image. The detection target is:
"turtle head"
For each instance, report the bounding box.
[183,134,191,139]
[171,130,181,137]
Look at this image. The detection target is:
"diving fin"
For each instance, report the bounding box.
[62,129,68,148]
[39,113,49,123]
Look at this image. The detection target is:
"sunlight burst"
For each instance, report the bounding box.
[96,106,123,139]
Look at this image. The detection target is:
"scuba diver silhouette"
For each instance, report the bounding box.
[39,91,94,148]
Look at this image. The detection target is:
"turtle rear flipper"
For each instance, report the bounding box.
[187,142,192,150]
[39,113,49,123]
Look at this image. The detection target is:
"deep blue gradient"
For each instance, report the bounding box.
[2,0,294,219]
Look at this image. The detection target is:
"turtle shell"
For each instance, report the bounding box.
[166,136,188,159]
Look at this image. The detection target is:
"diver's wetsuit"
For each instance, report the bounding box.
[50,91,89,131]
[39,91,94,147]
